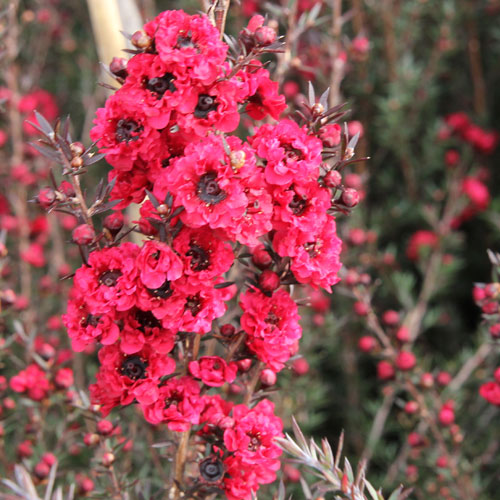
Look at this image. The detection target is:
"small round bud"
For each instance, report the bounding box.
[70,142,85,157]
[83,433,100,447]
[312,102,324,114]
[382,310,400,325]
[131,30,152,49]
[438,407,455,426]
[341,188,360,207]
[353,301,369,316]
[358,336,376,353]
[324,170,342,188]
[237,358,252,372]
[436,371,452,386]
[404,401,419,414]
[377,360,395,380]
[71,156,84,169]
[34,462,51,480]
[38,187,56,209]
[258,270,280,292]
[420,372,434,388]
[395,350,416,371]
[230,150,246,171]
[260,368,277,386]
[396,326,410,343]
[104,212,124,236]
[109,57,128,79]
[42,452,57,467]
[436,455,448,468]
[292,358,309,375]
[220,324,235,337]
[156,204,169,216]
[407,432,423,447]
[59,180,75,197]
[72,224,95,245]
[97,419,114,436]
[254,26,277,46]
[252,247,272,269]
[102,452,115,467]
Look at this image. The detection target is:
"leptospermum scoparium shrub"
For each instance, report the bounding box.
[28,9,363,500]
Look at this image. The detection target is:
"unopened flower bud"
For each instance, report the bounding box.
[358,336,376,353]
[104,212,124,236]
[341,188,360,207]
[395,350,416,371]
[70,142,85,157]
[237,358,252,372]
[131,30,152,49]
[230,150,246,171]
[312,102,324,114]
[102,452,115,467]
[38,187,56,209]
[220,324,235,336]
[260,368,277,386]
[109,57,128,79]
[292,358,309,375]
[83,433,100,447]
[71,156,84,169]
[420,372,434,388]
[258,270,280,292]
[404,401,419,414]
[324,171,342,189]
[252,247,272,269]
[34,462,50,479]
[72,224,95,245]
[97,419,114,436]
[255,26,276,46]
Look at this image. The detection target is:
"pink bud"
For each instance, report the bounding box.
[260,369,277,386]
[341,188,360,207]
[72,224,95,245]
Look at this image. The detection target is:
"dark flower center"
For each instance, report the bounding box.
[247,433,262,451]
[197,172,226,205]
[185,294,202,316]
[186,243,210,271]
[289,193,307,215]
[176,32,196,49]
[121,356,147,380]
[304,241,319,258]
[147,279,173,299]
[135,309,161,331]
[265,311,280,325]
[146,73,176,97]
[199,457,225,482]
[194,95,218,118]
[99,270,122,287]
[115,119,143,143]
[283,143,304,161]
[82,314,101,328]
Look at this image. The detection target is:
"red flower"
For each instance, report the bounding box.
[240,288,302,372]
[71,242,139,315]
[406,230,439,261]
[142,376,204,431]
[90,344,175,416]
[480,379,500,406]
[250,119,322,186]
[10,364,51,401]
[273,216,342,292]
[137,240,183,290]
[189,356,238,387]
[173,226,234,283]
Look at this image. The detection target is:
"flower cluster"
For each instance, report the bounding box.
[58,9,356,498]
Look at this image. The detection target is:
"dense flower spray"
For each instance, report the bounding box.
[33,9,363,499]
